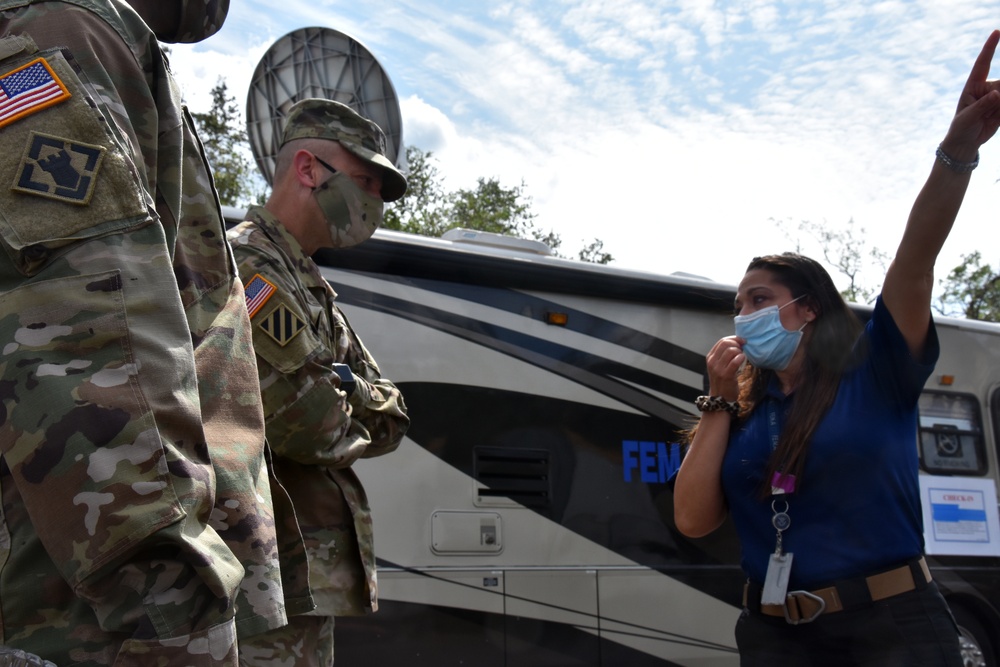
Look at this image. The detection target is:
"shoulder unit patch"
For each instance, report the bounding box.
[13,131,104,204]
[258,303,306,347]
[0,57,71,130]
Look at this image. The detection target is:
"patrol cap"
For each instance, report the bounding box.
[280,98,407,202]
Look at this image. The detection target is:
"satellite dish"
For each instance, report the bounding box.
[246,27,403,185]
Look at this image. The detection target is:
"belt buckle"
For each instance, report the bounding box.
[783,590,826,625]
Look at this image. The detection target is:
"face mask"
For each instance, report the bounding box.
[313,167,384,249]
[734,295,807,371]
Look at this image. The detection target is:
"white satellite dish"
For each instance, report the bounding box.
[246,27,403,185]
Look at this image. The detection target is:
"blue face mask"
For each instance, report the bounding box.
[734,296,807,371]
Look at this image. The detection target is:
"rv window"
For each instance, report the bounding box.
[993,387,1000,472]
[918,391,987,476]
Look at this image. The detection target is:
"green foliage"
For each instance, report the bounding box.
[578,239,613,264]
[191,79,265,207]
[385,146,610,264]
[936,252,1000,322]
[448,177,536,236]
[382,145,449,236]
[775,217,888,304]
[190,85,612,264]
[777,217,999,322]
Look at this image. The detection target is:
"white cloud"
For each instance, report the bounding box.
[168,0,1000,295]
[400,95,458,153]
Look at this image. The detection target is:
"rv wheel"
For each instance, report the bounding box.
[952,604,994,667]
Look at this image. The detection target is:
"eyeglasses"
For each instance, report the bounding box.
[313,154,338,175]
[312,152,382,198]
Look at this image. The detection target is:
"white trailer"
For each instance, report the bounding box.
[281,225,1000,666]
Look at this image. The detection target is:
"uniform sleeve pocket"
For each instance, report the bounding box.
[0,270,183,585]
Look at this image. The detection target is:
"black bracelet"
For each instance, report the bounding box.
[695,395,739,417]
[935,144,979,173]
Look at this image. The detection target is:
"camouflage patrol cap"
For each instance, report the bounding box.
[280,98,407,202]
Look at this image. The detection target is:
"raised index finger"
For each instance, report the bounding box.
[967,30,1000,87]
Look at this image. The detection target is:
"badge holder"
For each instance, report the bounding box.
[761,496,792,605]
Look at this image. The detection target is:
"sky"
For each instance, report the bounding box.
[170,0,1000,296]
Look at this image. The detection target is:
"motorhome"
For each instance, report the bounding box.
[231,25,1000,665]
[230,220,999,666]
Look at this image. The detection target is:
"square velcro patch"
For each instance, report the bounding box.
[258,303,306,347]
[13,131,104,204]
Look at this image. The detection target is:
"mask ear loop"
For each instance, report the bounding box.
[778,294,806,311]
[780,294,813,333]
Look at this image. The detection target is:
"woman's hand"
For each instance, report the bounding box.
[706,335,745,401]
[884,29,1000,356]
[942,30,1000,161]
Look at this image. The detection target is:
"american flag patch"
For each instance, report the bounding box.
[0,58,71,130]
[243,273,277,318]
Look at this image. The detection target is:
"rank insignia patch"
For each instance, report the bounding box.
[259,304,306,347]
[0,57,71,130]
[13,132,104,204]
[244,273,277,318]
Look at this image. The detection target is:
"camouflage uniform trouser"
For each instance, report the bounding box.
[239,615,334,667]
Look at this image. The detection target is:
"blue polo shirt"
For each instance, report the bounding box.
[721,297,939,590]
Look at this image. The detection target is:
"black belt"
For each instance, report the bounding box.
[743,557,932,624]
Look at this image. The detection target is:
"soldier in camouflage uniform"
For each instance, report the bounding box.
[0,1,295,665]
[227,99,410,666]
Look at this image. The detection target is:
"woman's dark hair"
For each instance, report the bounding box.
[681,252,863,496]
[740,253,863,495]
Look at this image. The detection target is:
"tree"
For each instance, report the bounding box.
[447,177,536,237]
[775,217,888,304]
[776,217,1000,322]
[189,84,612,264]
[382,145,449,236]
[385,146,610,263]
[578,239,613,264]
[190,79,264,207]
[936,252,1000,322]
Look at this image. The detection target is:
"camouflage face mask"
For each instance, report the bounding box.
[313,171,383,249]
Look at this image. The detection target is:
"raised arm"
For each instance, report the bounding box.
[883,30,1000,354]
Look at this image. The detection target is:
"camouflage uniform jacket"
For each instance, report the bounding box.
[0,2,286,665]
[228,206,409,617]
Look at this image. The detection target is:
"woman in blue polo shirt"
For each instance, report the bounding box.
[674,30,1000,666]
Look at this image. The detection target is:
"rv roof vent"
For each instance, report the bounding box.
[441,228,552,256]
[473,446,551,508]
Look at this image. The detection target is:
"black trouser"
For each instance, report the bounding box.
[735,582,962,666]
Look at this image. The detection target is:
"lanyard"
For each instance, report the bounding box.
[766,398,792,555]
[767,398,796,495]
[762,398,794,604]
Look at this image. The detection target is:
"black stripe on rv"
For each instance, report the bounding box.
[335,560,738,666]
[374,276,708,374]
[334,281,702,424]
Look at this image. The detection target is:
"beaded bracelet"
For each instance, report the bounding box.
[935,144,979,173]
[695,395,740,417]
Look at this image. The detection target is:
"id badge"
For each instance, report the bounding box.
[761,552,793,605]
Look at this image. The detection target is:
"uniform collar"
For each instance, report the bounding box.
[244,205,332,295]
